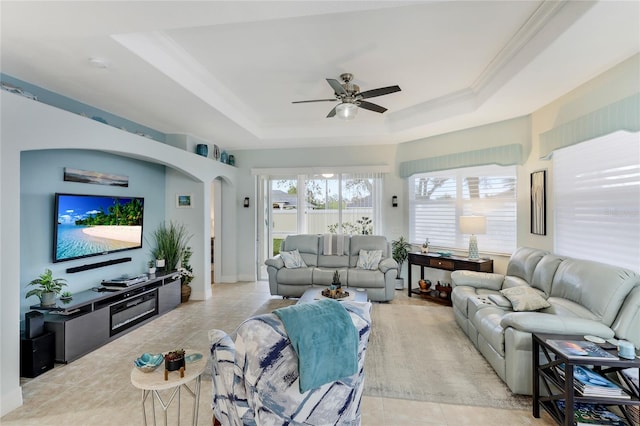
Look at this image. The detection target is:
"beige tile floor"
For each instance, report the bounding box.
[2,281,556,426]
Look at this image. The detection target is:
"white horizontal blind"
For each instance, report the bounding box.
[554,131,640,271]
[409,165,516,254]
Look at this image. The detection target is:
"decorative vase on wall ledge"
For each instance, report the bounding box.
[213,144,220,160]
[196,144,208,157]
[220,150,228,164]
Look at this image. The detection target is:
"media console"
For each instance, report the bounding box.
[30,271,181,363]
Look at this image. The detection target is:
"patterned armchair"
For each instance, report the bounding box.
[209,301,372,426]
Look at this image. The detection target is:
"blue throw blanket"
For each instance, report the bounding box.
[274,299,358,393]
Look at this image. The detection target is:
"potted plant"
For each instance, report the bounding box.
[164,348,186,372]
[155,250,165,269]
[60,291,73,301]
[25,268,67,307]
[179,246,194,302]
[332,270,341,289]
[149,221,192,272]
[148,260,156,275]
[391,236,412,290]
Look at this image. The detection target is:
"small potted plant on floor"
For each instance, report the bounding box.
[392,236,412,290]
[25,268,67,307]
[179,246,194,302]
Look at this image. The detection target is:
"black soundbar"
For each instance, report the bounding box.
[66,257,131,273]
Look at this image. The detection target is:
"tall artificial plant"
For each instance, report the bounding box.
[391,236,412,279]
[150,221,193,271]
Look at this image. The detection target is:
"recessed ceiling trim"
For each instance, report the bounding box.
[112,31,262,137]
[471,0,568,95]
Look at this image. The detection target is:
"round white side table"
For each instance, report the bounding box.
[130,349,207,426]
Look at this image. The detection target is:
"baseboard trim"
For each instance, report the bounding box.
[1,386,24,416]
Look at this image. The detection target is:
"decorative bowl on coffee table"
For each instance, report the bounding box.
[134,353,164,373]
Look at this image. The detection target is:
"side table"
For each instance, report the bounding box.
[131,349,207,426]
[532,333,639,426]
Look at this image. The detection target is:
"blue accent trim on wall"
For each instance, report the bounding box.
[1,73,166,142]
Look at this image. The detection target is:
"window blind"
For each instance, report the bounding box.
[409,165,516,254]
[553,131,640,271]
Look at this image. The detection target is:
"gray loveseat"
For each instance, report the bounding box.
[451,247,640,395]
[265,234,398,302]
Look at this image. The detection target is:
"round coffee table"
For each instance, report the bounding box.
[130,349,207,426]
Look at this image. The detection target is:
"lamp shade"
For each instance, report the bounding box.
[335,102,358,120]
[459,216,486,235]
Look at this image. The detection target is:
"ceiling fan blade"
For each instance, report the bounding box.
[326,78,347,96]
[358,85,401,99]
[358,101,387,114]
[326,106,337,118]
[292,99,337,104]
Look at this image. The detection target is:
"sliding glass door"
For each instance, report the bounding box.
[257,172,382,281]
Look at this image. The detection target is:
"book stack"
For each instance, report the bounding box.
[570,365,631,399]
[555,400,628,426]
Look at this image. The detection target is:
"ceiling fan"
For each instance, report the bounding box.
[292,73,401,120]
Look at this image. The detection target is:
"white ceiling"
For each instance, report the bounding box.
[2,1,639,150]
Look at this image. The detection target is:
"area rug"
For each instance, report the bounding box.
[363,303,531,409]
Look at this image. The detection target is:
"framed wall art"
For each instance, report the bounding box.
[530,170,546,235]
[64,167,129,187]
[176,193,193,208]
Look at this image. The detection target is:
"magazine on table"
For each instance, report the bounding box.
[555,400,628,426]
[555,364,630,398]
[572,365,630,398]
[546,339,618,361]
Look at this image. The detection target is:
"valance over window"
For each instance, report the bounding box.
[399,144,523,178]
[539,93,640,159]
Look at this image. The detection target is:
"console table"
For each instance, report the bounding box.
[31,271,181,363]
[407,252,493,305]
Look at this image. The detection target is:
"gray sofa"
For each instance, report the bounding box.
[451,247,640,395]
[265,234,398,302]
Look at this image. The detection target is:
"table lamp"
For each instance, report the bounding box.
[460,216,486,260]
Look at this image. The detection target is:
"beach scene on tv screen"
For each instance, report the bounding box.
[55,195,143,261]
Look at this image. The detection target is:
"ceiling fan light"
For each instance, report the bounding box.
[335,102,358,120]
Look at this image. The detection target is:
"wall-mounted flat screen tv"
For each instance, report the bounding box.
[53,193,144,263]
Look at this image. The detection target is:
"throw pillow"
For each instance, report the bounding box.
[500,286,550,312]
[356,249,382,270]
[280,249,307,269]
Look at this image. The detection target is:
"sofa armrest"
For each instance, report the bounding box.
[265,255,285,270]
[451,270,504,291]
[378,257,398,274]
[612,286,640,348]
[500,312,615,338]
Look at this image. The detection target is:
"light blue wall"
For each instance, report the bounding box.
[19,149,166,315]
